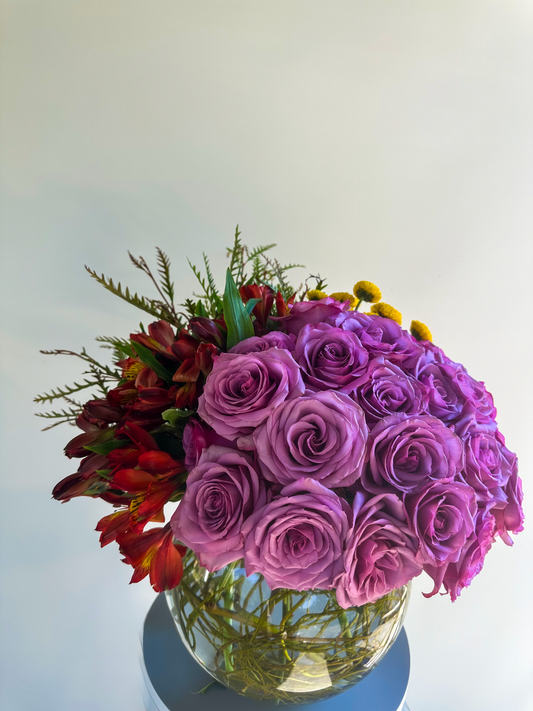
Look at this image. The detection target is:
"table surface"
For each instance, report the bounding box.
[141,593,411,711]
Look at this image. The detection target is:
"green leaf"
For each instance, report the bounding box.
[223,269,255,349]
[194,300,209,318]
[244,298,261,315]
[162,408,194,427]
[84,440,129,456]
[130,341,175,386]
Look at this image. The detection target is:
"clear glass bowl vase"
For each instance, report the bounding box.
[166,550,410,705]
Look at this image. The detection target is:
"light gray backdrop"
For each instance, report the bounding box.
[1,2,532,710]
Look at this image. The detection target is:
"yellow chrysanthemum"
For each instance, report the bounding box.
[410,320,433,342]
[306,289,328,301]
[353,280,382,304]
[329,291,357,308]
[370,302,402,325]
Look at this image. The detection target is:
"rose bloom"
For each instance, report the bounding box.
[492,462,524,546]
[278,297,350,336]
[423,504,496,601]
[404,480,477,567]
[254,391,368,488]
[242,478,351,591]
[294,323,369,393]
[353,357,429,426]
[417,361,496,425]
[461,425,516,504]
[229,331,296,354]
[197,349,304,443]
[182,418,235,471]
[330,312,424,371]
[170,446,269,571]
[335,491,422,608]
[363,414,464,494]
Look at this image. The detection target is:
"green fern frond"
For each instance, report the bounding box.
[85,266,178,324]
[35,407,83,430]
[156,248,175,304]
[34,380,97,404]
[95,336,133,358]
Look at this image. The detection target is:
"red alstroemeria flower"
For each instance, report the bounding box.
[275,290,295,318]
[116,524,186,592]
[240,284,275,330]
[130,320,178,358]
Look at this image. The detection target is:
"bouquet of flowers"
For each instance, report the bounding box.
[38,231,524,607]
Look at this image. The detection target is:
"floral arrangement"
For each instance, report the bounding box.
[38,231,524,607]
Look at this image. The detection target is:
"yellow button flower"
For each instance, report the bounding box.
[329,291,357,308]
[306,289,328,301]
[370,302,402,325]
[410,320,433,342]
[353,281,382,304]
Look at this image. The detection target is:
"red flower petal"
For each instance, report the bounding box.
[113,468,155,492]
[95,509,131,547]
[149,532,184,592]
[137,450,180,474]
[119,422,159,451]
[172,358,201,383]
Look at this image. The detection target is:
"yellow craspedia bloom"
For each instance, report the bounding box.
[329,291,357,308]
[306,289,328,301]
[370,302,402,325]
[353,280,382,304]
[410,320,433,342]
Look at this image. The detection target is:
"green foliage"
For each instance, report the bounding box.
[162,408,194,426]
[34,348,123,429]
[223,269,255,349]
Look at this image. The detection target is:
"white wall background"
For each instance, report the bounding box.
[1,2,532,710]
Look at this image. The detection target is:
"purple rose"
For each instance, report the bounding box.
[242,478,351,591]
[182,418,235,471]
[294,323,369,393]
[331,312,424,371]
[417,361,496,425]
[404,481,476,567]
[335,491,422,608]
[253,391,368,488]
[197,350,304,443]
[353,357,429,426]
[423,504,496,601]
[363,414,464,494]
[229,331,296,354]
[170,446,269,571]
[278,298,349,336]
[492,460,524,546]
[461,425,515,503]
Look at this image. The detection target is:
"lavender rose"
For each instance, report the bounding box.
[170,446,269,571]
[492,461,524,546]
[229,331,296,354]
[353,357,429,426]
[404,481,476,567]
[182,418,235,471]
[335,491,422,608]
[363,414,464,494]
[331,312,424,370]
[417,361,496,425]
[460,425,515,504]
[242,478,351,591]
[423,504,496,601]
[294,323,369,393]
[253,391,368,488]
[197,349,304,443]
[278,297,349,336]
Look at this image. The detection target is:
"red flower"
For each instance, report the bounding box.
[131,321,178,358]
[116,524,185,592]
[240,284,275,330]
